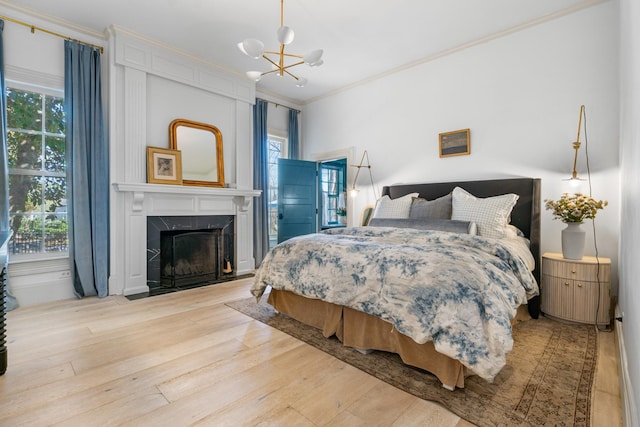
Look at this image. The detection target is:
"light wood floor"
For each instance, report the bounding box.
[0,278,621,426]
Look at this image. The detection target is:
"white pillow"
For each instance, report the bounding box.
[451,187,518,239]
[503,224,525,239]
[372,193,419,219]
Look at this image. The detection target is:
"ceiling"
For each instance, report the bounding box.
[1,0,601,104]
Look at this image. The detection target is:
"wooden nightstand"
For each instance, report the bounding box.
[541,252,611,326]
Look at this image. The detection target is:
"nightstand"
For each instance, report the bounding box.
[541,252,611,326]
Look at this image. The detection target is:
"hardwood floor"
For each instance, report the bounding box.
[0,278,621,426]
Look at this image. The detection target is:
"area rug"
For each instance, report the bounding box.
[226,296,597,427]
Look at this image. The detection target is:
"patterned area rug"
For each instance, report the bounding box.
[226,296,597,427]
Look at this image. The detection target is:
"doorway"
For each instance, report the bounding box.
[268,148,355,245]
[318,159,347,230]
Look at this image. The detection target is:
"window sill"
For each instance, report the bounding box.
[8,256,70,277]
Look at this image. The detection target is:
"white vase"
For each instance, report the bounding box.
[561,222,586,260]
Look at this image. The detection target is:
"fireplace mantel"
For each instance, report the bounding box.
[113,183,261,212]
[112,182,261,295]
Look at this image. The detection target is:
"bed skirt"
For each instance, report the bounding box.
[267,289,467,389]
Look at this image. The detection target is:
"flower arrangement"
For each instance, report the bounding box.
[544,193,608,223]
[336,207,347,217]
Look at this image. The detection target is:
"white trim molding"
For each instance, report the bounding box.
[615,305,638,427]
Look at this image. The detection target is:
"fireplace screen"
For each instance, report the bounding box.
[160,229,223,288]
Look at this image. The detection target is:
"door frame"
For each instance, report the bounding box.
[308,147,356,227]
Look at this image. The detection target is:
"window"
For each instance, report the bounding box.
[267,133,287,248]
[6,84,68,258]
[319,159,347,228]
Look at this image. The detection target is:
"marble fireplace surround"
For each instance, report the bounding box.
[113,183,260,296]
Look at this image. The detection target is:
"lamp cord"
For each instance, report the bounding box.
[581,106,609,333]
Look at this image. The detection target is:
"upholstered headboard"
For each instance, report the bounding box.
[381,177,541,318]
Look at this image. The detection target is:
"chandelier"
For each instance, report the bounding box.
[237,0,323,88]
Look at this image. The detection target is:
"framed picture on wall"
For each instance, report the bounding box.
[439,128,470,158]
[146,147,183,185]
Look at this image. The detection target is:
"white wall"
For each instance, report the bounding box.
[618,0,640,423]
[302,2,620,291]
[146,76,237,183]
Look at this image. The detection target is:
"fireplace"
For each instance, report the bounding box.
[112,183,260,296]
[160,229,223,288]
[147,215,234,294]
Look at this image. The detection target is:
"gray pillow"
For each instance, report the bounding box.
[409,193,452,219]
[368,218,477,235]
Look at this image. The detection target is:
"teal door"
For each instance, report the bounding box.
[277,159,317,243]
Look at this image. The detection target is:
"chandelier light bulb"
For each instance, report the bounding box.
[276,26,295,45]
[246,71,262,81]
[303,49,323,66]
[238,39,264,59]
[295,77,308,87]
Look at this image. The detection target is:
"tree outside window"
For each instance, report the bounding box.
[6,86,68,256]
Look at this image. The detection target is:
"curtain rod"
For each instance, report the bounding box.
[0,15,104,53]
[259,98,300,113]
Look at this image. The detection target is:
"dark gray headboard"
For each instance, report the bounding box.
[381,178,541,318]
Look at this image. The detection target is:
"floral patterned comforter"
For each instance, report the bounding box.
[251,226,539,381]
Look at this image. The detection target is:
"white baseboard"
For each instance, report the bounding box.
[615,305,639,427]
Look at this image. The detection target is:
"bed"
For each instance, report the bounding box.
[251,178,541,390]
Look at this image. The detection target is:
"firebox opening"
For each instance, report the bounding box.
[146,215,235,296]
[160,229,223,288]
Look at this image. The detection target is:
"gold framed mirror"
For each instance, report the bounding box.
[169,119,224,187]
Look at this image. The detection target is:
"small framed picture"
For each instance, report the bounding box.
[439,128,470,158]
[146,147,183,185]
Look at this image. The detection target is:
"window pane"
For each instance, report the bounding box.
[6,89,42,130]
[45,136,66,172]
[9,213,44,254]
[267,137,285,247]
[45,95,65,134]
[7,132,43,170]
[43,177,67,213]
[9,175,42,214]
[44,216,68,253]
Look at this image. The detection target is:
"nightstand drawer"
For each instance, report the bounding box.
[541,257,610,282]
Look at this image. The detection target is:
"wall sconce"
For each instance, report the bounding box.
[568,105,587,185]
[349,150,376,198]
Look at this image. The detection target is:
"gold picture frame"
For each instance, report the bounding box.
[439,128,470,158]
[146,147,183,185]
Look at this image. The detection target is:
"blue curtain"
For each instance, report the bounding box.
[253,99,269,266]
[64,40,109,298]
[288,108,299,160]
[0,20,18,311]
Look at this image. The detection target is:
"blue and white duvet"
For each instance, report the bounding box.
[251,226,539,381]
